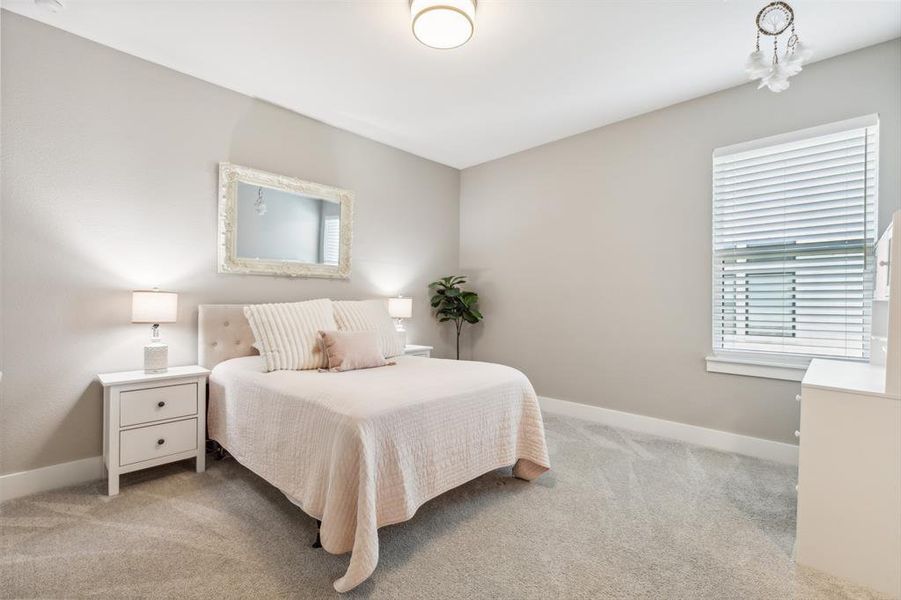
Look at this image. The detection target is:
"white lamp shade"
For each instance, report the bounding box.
[388,296,413,319]
[411,0,475,49]
[132,290,178,323]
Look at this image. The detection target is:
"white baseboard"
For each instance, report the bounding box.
[0,399,797,502]
[538,396,799,465]
[0,456,105,503]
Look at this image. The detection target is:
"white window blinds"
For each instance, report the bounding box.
[712,116,879,361]
[321,216,340,266]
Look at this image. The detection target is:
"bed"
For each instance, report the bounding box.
[199,304,550,592]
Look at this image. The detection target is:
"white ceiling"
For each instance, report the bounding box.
[3,1,900,168]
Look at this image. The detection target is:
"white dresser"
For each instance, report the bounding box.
[795,211,901,598]
[98,365,209,496]
[796,361,900,597]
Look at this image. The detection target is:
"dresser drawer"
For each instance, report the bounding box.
[119,418,197,466]
[119,383,198,427]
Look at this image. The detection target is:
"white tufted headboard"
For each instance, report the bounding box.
[198,304,258,370]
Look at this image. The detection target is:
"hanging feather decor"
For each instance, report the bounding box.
[746,2,811,93]
[254,186,267,216]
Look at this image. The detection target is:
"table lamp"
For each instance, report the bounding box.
[132,289,178,373]
[388,296,413,346]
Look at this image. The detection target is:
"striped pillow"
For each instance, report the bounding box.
[332,299,405,358]
[244,299,336,371]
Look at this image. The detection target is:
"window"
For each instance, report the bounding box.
[710,116,879,377]
[321,216,341,265]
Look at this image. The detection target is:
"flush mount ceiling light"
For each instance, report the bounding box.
[411,0,476,50]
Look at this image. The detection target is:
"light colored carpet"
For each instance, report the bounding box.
[0,414,888,599]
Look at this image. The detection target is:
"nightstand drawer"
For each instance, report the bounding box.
[119,418,197,466]
[119,383,198,427]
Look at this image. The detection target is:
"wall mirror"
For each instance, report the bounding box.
[218,163,354,279]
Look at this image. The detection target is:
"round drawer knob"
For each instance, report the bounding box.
[157,438,165,445]
[795,394,802,402]
[157,401,166,408]
[794,430,801,439]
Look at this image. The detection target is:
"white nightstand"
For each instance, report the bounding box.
[97,365,209,496]
[403,344,433,358]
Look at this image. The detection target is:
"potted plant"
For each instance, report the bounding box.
[429,275,483,360]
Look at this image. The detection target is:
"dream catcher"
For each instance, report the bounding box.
[254,186,267,216]
[745,1,812,92]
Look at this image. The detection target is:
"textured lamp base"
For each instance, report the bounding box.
[144,342,169,374]
[393,320,407,347]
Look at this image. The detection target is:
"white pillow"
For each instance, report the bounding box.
[244,299,336,372]
[332,299,405,358]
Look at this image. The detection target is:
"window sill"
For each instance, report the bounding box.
[705,354,810,382]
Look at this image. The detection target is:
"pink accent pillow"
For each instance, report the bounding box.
[318,330,394,372]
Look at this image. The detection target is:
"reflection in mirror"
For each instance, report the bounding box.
[235,183,341,265]
[218,162,353,279]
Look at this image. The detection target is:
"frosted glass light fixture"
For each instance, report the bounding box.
[411,0,476,50]
[132,289,178,373]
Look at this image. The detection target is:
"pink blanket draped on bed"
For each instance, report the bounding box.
[208,355,550,592]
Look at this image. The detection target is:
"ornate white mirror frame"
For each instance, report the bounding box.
[217,162,354,279]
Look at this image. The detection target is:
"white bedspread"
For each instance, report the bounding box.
[208,355,550,592]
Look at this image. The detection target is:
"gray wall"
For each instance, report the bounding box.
[0,14,460,474]
[2,10,899,475]
[460,39,901,445]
